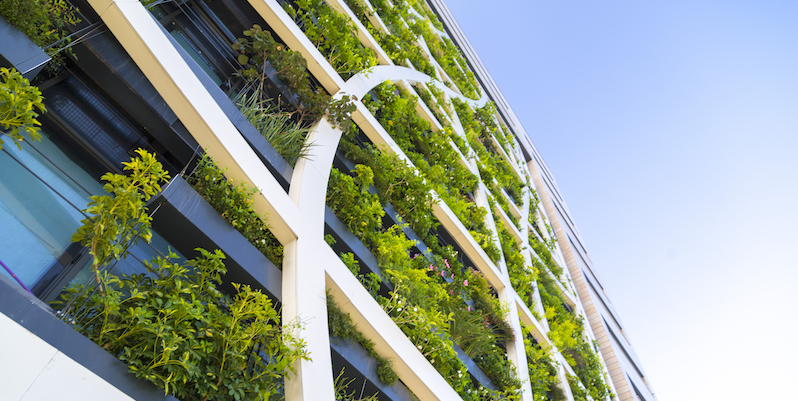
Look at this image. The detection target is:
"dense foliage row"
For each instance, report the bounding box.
[326,151,522,399]
[538,271,612,401]
[363,82,502,262]
[523,325,565,401]
[189,154,284,267]
[282,0,378,79]
[327,292,400,385]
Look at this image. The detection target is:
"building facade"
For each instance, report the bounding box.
[0,0,656,400]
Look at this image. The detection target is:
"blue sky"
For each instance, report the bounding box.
[446,1,798,399]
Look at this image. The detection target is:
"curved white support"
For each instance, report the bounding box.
[283,64,497,400]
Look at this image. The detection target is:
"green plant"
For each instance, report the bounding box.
[454,99,525,211]
[497,219,538,313]
[235,92,311,167]
[523,325,566,401]
[334,369,381,401]
[326,157,522,399]
[0,67,46,149]
[283,0,377,78]
[363,0,436,76]
[188,153,283,266]
[0,0,80,57]
[60,151,307,400]
[327,293,399,386]
[529,233,563,281]
[58,249,308,400]
[71,149,170,286]
[567,375,590,401]
[411,20,480,99]
[538,270,612,401]
[233,24,355,128]
[327,165,386,243]
[362,82,501,262]
[413,82,448,126]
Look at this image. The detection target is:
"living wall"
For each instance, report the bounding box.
[538,270,612,401]
[191,0,610,396]
[326,153,521,399]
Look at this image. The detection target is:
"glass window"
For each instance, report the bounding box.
[0,130,102,289]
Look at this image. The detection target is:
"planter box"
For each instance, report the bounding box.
[150,176,282,301]
[0,16,50,79]
[331,336,415,401]
[0,274,177,400]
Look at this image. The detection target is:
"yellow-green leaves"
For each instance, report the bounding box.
[71,149,170,283]
[0,68,45,149]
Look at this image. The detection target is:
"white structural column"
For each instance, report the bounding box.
[283,67,467,399]
[283,116,347,400]
[0,314,135,401]
[527,160,619,401]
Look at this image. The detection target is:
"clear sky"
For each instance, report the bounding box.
[445,1,798,399]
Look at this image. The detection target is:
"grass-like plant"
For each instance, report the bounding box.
[235,92,311,167]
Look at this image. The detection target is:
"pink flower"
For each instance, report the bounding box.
[464,279,469,287]
[467,306,471,312]
[413,253,419,259]
[428,264,434,271]
[444,259,450,268]
[450,273,454,279]
[449,290,454,295]
[440,270,445,277]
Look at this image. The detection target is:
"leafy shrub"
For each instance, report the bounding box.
[283,0,377,78]
[326,159,522,399]
[0,67,45,149]
[71,149,170,285]
[60,150,306,400]
[233,24,355,128]
[59,249,308,400]
[538,271,612,401]
[362,82,501,262]
[523,325,566,401]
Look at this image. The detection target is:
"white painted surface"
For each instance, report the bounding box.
[0,314,134,401]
